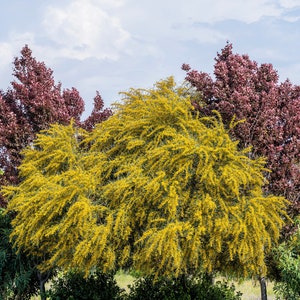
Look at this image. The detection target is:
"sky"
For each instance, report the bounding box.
[1,0,300,119]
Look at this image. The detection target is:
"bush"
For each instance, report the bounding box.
[273,250,300,300]
[273,221,300,300]
[125,274,242,300]
[48,269,125,300]
[0,209,42,300]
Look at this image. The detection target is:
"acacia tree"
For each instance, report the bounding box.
[4,78,287,282]
[0,45,112,206]
[182,43,300,219]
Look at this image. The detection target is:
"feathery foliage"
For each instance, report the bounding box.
[4,77,287,279]
[4,122,102,272]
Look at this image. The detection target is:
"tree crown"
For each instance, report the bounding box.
[4,77,288,279]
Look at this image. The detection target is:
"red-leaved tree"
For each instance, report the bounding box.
[182,43,300,220]
[0,45,112,206]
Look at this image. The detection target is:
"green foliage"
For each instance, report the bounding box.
[273,220,300,299]
[48,269,125,300]
[125,274,242,300]
[4,77,288,280]
[0,208,40,300]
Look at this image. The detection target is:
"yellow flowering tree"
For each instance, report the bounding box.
[3,122,102,271]
[4,77,287,279]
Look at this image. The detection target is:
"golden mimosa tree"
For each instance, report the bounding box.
[4,77,287,279]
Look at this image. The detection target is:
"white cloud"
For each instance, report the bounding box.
[0,32,37,87]
[182,0,281,24]
[278,0,300,21]
[1,0,300,98]
[42,0,130,60]
[279,0,300,8]
[90,0,125,8]
[4,0,296,66]
[117,0,282,27]
[111,0,284,49]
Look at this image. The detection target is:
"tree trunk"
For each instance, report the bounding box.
[259,277,268,300]
[37,271,49,300]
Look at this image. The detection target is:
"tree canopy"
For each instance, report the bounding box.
[4,77,287,279]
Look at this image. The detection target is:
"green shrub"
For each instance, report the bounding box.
[125,274,242,300]
[273,221,300,300]
[48,269,125,300]
[273,249,300,300]
[0,209,42,300]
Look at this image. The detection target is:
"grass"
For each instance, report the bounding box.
[229,278,275,300]
[115,271,136,292]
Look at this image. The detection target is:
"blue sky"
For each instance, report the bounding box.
[1,0,300,119]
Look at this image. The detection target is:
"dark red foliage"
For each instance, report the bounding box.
[183,43,300,218]
[0,45,112,206]
[82,91,112,131]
